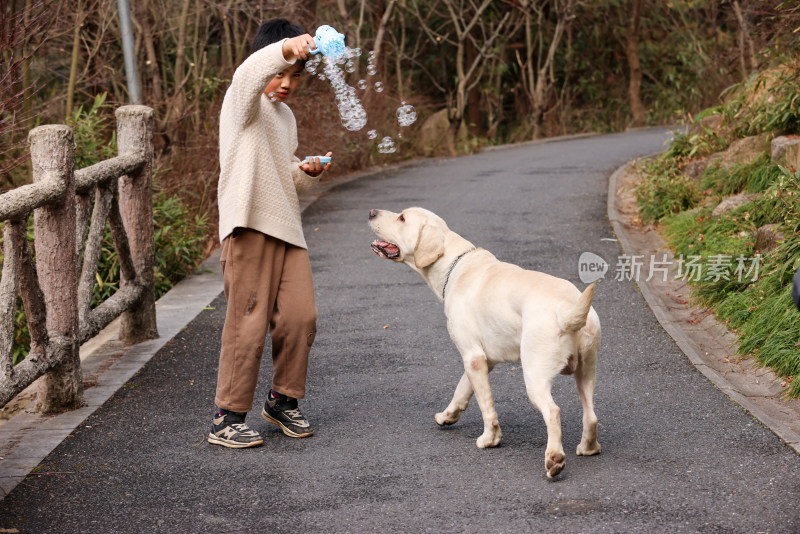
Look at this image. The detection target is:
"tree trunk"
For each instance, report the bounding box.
[625,0,646,128]
[336,0,351,37]
[66,0,83,120]
[444,0,503,138]
[173,0,190,93]
[372,0,395,73]
[138,0,163,105]
[530,0,572,139]
[220,0,235,71]
[466,38,483,135]
[732,0,758,77]
[165,0,191,124]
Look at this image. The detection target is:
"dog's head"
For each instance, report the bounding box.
[368,207,447,269]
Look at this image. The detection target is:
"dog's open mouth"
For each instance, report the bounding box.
[371,240,400,259]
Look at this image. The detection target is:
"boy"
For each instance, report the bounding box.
[208,19,333,448]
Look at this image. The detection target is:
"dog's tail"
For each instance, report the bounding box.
[558,283,596,332]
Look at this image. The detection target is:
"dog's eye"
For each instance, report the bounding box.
[398,214,405,222]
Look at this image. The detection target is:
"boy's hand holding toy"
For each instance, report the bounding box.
[301,152,333,177]
[282,34,317,61]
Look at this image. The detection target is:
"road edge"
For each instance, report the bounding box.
[607,160,800,455]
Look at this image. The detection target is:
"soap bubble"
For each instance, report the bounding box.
[345,60,356,73]
[353,48,362,57]
[305,57,320,74]
[367,65,377,76]
[317,73,327,81]
[367,129,377,139]
[321,56,367,132]
[396,102,417,127]
[357,79,368,90]
[374,82,384,92]
[268,92,277,102]
[377,136,396,154]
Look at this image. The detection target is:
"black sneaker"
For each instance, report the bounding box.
[262,392,314,438]
[208,411,263,448]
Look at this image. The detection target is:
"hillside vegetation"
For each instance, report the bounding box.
[634,59,800,397]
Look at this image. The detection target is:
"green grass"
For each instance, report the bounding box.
[663,205,757,306]
[700,154,784,196]
[635,157,700,224]
[658,165,800,397]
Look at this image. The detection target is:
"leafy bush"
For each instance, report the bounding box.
[68,94,116,168]
[665,127,727,161]
[700,154,783,196]
[634,157,700,223]
[92,191,208,305]
[720,66,800,138]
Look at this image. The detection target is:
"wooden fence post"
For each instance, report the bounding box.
[116,105,158,343]
[29,125,84,412]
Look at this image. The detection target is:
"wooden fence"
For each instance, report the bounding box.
[0,105,158,412]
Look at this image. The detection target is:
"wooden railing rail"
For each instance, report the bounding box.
[0,105,158,412]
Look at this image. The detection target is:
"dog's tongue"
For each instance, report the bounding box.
[371,241,400,258]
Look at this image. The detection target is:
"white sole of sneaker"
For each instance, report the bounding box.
[207,433,263,448]
[261,408,314,438]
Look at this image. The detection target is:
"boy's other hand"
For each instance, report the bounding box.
[300,152,333,177]
[283,34,316,61]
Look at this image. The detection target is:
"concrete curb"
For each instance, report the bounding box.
[607,160,800,455]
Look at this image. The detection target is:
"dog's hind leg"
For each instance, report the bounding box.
[575,344,601,456]
[522,357,566,479]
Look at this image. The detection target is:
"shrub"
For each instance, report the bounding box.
[635,157,700,223]
[700,154,784,196]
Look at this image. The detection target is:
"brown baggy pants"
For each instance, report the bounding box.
[214,228,317,413]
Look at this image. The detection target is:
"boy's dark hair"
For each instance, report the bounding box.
[251,19,307,68]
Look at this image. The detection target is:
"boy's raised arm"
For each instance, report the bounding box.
[228,40,295,124]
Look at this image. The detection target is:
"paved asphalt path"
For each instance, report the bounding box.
[2,129,799,533]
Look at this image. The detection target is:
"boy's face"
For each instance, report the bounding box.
[264,63,304,103]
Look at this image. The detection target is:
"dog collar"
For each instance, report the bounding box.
[442,247,477,300]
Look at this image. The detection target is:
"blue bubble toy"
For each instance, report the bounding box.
[308,25,346,60]
[304,156,332,164]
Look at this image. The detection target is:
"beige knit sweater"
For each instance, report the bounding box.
[217,39,321,247]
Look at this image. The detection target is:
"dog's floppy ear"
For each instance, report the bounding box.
[414,223,445,268]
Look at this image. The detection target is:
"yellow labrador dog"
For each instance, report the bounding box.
[368,207,601,478]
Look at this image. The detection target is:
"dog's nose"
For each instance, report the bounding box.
[369,209,378,220]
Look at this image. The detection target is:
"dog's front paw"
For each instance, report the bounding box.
[475,430,501,449]
[576,440,601,456]
[434,411,460,426]
[545,451,566,479]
